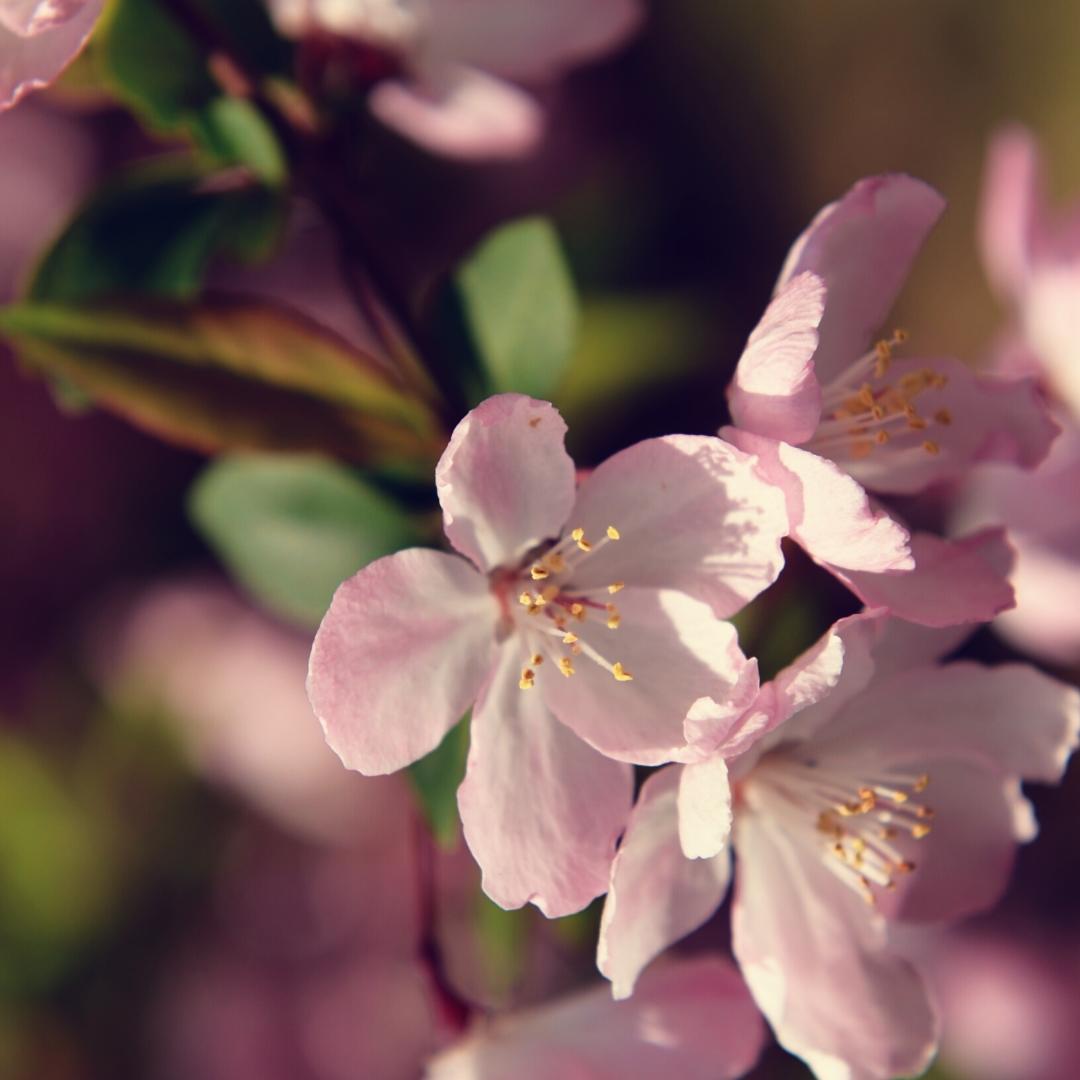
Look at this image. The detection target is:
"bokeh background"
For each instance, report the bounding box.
[4,2,1080,1077]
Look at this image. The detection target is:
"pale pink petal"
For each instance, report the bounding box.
[816,661,1080,785]
[426,0,644,82]
[839,358,1058,496]
[979,127,1041,301]
[996,539,1080,664]
[566,434,788,617]
[838,529,1015,628]
[435,394,575,572]
[369,66,543,160]
[1023,264,1080,417]
[428,955,764,1080]
[597,768,730,1000]
[879,761,1031,925]
[678,755,732,859]
[728,271,825,444]
[459,649,632,917]
[1,0,87,35]
[868,616,974,679]
[0,0,101,111]
[724,427,912,574]
[777,175,945,386]
[732,810,938,1080]
[682,658,763,758]
[307,548,497,775]
[540,589,751,766]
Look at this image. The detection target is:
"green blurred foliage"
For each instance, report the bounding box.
[408,714,470,849]
[190,453,428,626]
[27,158,282,303]
[454,217,580,403]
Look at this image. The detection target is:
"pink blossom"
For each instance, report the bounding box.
[425,955,765,1080]
[96,580,379,845]
[947,128,1080,664]
[308,393,788,917]
[598,611,1079,1080]
[0,0,103,111]
[725,174,1058,626]
[267,0,643,159]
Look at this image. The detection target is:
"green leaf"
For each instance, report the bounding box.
[0,296,443,467]
[97,0,291,180]
[29,158,283,304]
[408,715,469,847]
[190,454,426,626]
[455,217,579,401]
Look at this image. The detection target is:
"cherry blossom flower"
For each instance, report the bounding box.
[425,955,765,1080]
[950,128,1080,664]
[0,0,103,111]
[724,174,1058,626]
[268,0,643,159]
[308,393,787,917]
[598,611,1079,1080]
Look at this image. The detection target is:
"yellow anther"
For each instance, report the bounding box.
[607,613,621,629]
[562,631,578,645]
[922,440,940,456]
[912,823,931,839]
[531,654,544,666]
[914,774,930,793]
[540,585,559,603]
[607,581,625,594]
[612,662,633,682]
[933,408,952,426]
[874,430,890,445]
[519,668,536,690]
[518,591,534,607]
[571,527,585,542]
[558,657,575,678]
[606,525,621,540]
[570,603,586,621]
[577,538,592,552]
[530,565,549,580]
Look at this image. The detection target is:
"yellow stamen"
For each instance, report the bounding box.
[531,654,543,666]
[530,565,549,580]
[562,631,578,645]
[570,603,586,621]
[518,591,533,607]
[519,668,535,690]
[606,525,621,540]
[608,581,625,594]
[540,585,559,603]
[558,657,575,678]
[612,662,633,682]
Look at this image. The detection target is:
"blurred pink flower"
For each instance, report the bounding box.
[948,128,1080,664]
[598,611,1079,1080]
[0,0,103,111]
[426,955,765,1080]
[308,392,788,917]
[99,579,376,845]
[268,0,643,159]
[725,174,1058,626]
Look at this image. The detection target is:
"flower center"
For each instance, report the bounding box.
[806,331,953,464]
[744,749,934,906]
[508,524,634,691]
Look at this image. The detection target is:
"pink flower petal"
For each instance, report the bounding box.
[435,394,576,572]
[427,0,644,82]
[996,538,1080,665]
[732,810,938,1080]
[979,126,1041,301]
[839,529,1016,628]
[1,0,88,36]
[369,66,543,160]
[682,657,763,759]
[0,0,101,111]
[728,271,825,444]
[816,661,1080,785]
[677,755,732,859]
[597,768,730,1000]
[839,358,1058,496]
[566,434,788,617]
[307,548,497,775]
[777,175,945,386]
[724,427,913,574]
[428,955,764,1080]
[540,588,752,766]
[879,761,1029,925]
[458,649,632,917]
